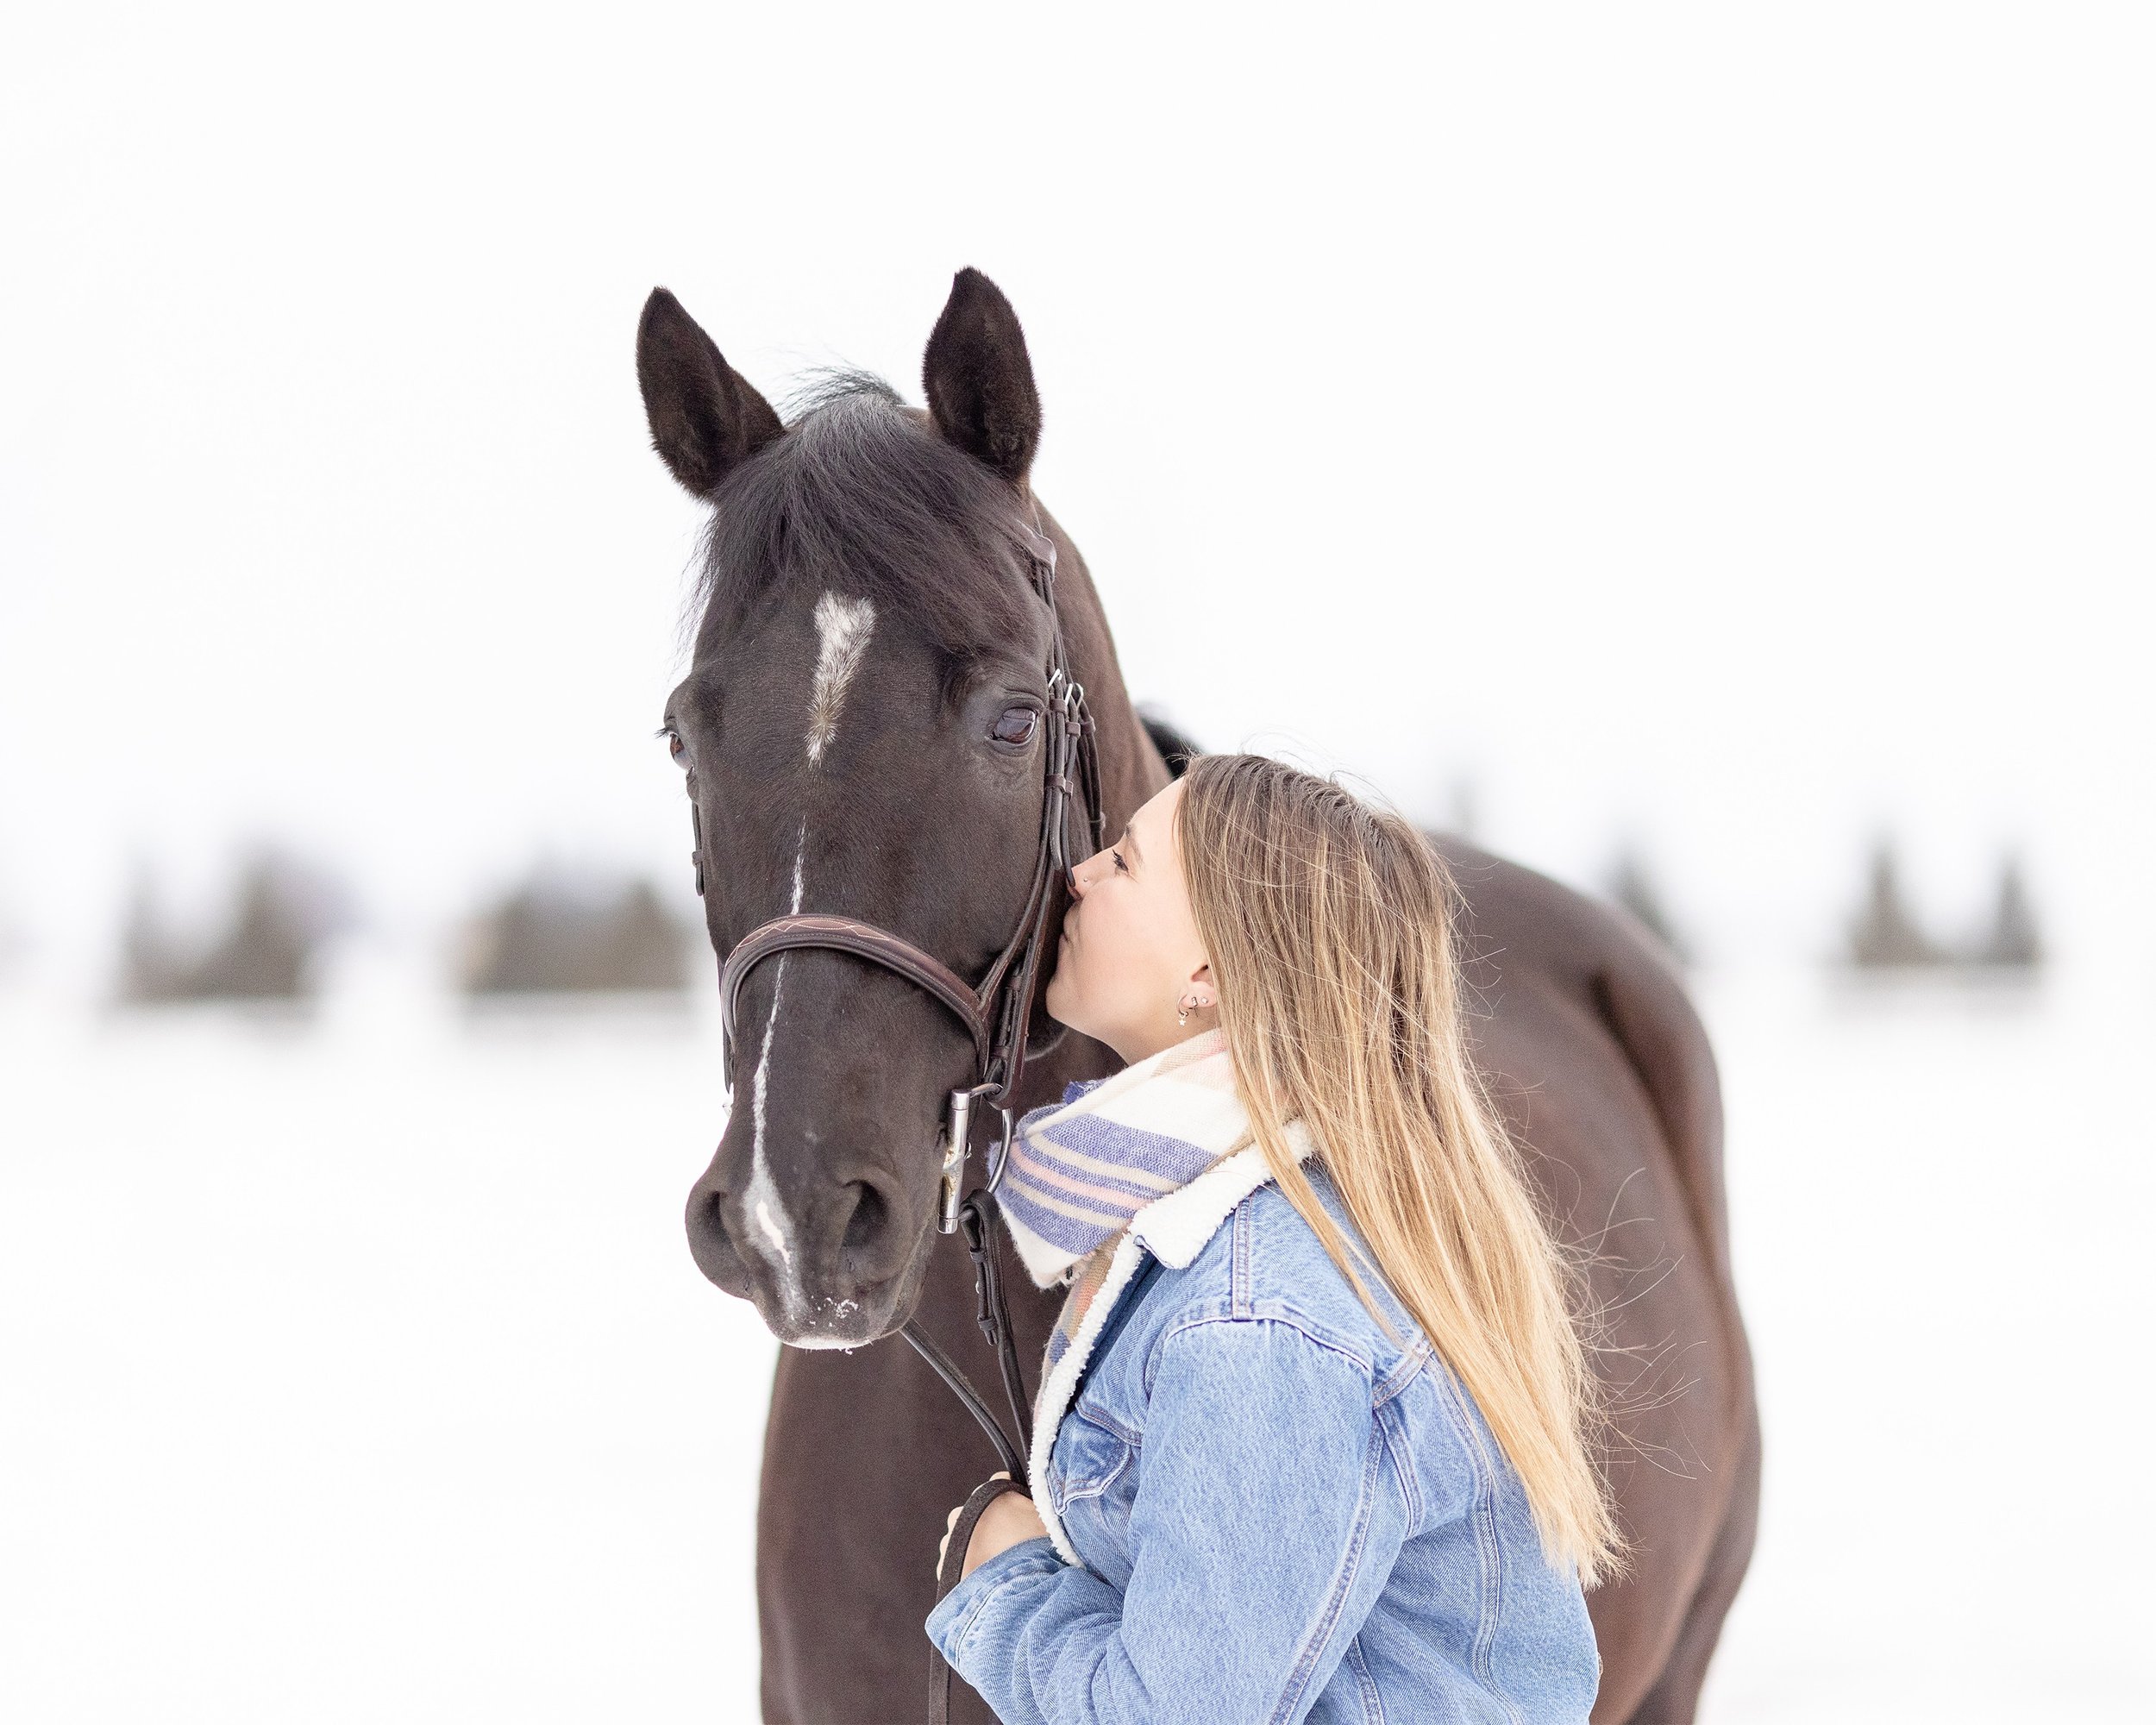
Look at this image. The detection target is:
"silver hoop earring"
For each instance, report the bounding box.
[1176,1002,1189,1026]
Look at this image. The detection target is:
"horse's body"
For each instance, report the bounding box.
[636,271,1757,1723]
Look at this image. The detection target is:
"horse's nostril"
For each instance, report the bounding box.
[685,1177,749,1294]
[839,1179,892,1267]
[690,1182,729,1249]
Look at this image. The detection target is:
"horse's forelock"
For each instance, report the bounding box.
[692,374,1037,667]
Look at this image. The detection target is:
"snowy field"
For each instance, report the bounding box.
[3,964,2150,1722]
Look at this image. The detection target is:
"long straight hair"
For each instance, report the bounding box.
[1175,753,1624,1585]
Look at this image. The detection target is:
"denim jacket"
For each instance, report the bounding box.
[925,1146,1601,1724]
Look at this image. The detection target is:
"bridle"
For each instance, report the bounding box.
[700,514,1104,1486]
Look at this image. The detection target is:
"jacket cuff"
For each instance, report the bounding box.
[924,1535,1063,1666]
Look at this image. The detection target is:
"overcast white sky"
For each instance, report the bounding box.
[2,2,2150,979]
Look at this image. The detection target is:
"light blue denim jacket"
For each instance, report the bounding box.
[925,1149,1600,1724]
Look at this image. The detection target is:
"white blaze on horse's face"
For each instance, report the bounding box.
[740,590,879,1329]
[805,591,876,766]
[744,825,808,1299]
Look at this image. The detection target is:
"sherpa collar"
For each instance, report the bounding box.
[1025,1114,1318,1566]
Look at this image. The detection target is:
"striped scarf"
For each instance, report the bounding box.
[997,1027,1254,1371]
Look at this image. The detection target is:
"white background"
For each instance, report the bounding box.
[3,4,2152,1721]
[3,2,2151,970]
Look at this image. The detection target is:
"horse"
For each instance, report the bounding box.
[636,268,1758,1724]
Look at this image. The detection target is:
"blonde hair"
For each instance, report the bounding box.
[1175,753,1624,1585]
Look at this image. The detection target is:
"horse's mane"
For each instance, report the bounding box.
[692,372,1037,667]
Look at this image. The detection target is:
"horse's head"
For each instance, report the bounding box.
[640,270,1078,1347]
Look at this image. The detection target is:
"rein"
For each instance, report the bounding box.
[705,515,1105,1490]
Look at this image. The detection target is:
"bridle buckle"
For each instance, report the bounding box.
[938,1082,1012,1234]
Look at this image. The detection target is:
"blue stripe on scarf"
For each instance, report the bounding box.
[1048,1114,1220,1185]
[999,1197,1120,1257]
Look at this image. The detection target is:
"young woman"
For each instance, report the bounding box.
[928,752,1620,1724]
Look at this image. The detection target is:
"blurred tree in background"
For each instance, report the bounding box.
[1974,856,2043,969]
[1842,841,2044,974]
[1847,840,1948,969]
[1606,846,1693,967]
[120,850,349,1002]
[462,875,691,994]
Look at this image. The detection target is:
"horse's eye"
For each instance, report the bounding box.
[992,706,1040,747]
[665,729,688,767]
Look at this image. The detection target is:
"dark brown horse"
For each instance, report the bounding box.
[636,269,1758,1724]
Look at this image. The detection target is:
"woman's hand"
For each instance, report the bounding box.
[938,1472,1050,1581]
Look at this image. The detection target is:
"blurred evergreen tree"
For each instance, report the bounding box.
[1846,839,1948,969]
[464,875,691,994]
[119,851,336,1002]
[1972,855,2043,968]
[118,870,186,1002]
[1607,847,1692,966]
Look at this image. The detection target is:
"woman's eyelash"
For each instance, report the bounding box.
[1112,850,1128,874]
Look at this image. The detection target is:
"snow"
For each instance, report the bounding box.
[0,985,771,1721]
[2,967,2149,1721]
[1696,969,2154,1723]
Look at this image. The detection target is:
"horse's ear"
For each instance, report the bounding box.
[636,288,783,500]
[923,268,1040,486]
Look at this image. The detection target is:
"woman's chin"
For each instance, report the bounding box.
[1043,984,1080,1037]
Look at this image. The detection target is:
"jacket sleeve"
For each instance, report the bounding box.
[925,1314,1410,1725]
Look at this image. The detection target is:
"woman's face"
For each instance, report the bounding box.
[1045,776,1217,1065]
